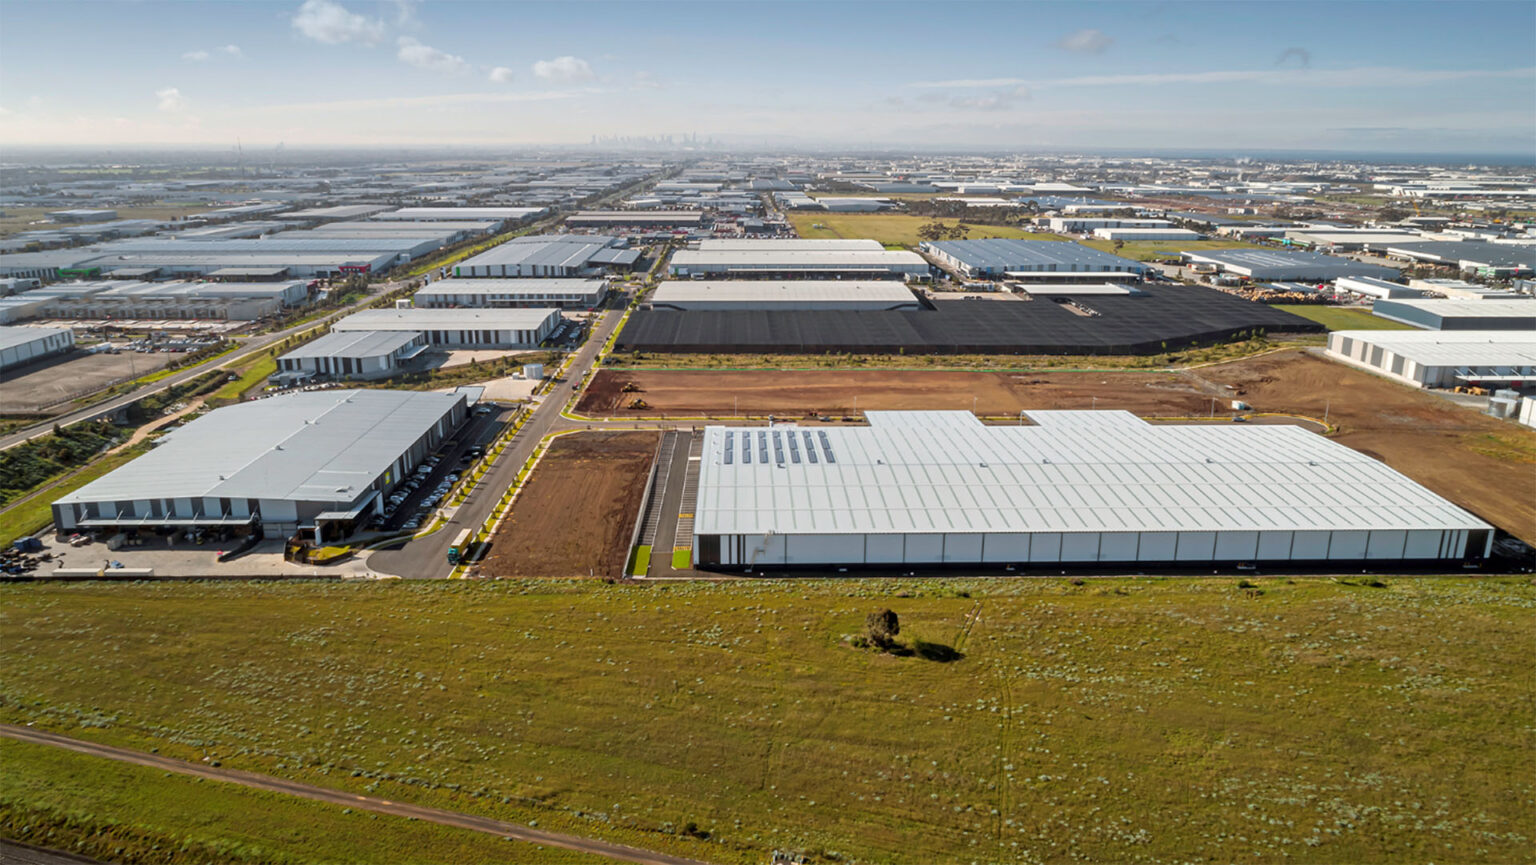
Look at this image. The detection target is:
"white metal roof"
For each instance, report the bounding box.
[57,389,464,506]
[332,307,561,332]
[1371,298,1535,319]
[1330,330,1536,367]
[670,249,927,268]
[650,280,918,304]
[281,329,422,360]
[694,411,1489,537]
[696,239,886,251]
[414,278,605,298]
[0,325,71,351]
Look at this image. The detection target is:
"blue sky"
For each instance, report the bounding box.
[1,0,1533,155]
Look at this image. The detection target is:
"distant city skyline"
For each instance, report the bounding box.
[1,0,1533,157]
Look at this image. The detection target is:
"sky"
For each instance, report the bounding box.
[1,0,1533,157]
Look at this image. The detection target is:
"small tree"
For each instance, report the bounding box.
[865,609,900,648]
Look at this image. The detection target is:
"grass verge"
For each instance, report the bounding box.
[0,578,1530,864]
[0,441,152,547]
[1273,304,1417,331]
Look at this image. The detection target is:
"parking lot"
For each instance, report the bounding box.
[373,402,510,533]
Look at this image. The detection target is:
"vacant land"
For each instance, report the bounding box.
[1274,304,1417,331]
[583,368,1211,418]
[0,350,176,413]
[0,578,1531,864]
[786,212,1068,247]
[581,350,1536,542]
[1,739,601,865]
[481,431,659,578]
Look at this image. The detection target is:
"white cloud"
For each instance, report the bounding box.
[532,56,594,83]
[488,66,515,84]
[155,88,187,113]
[396,37,468,74]
[631,70,661,90]
[392,0,419,28]
[290,0,385,45]
[221,44,243,57]
[1056,28,1113,54]
[182,50,210,62]
[911,66,1536,90]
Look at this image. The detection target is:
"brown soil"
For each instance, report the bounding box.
[581,353,1536,541]
[480,431,660,578]
[580,368,1220,418]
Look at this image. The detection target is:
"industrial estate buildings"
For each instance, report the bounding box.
[329,308,561,348]
[690,411,1493,569]
[413,278,608,310]
[1326,330,1536,389]
[52,389,471,542]
[0,325,74,372]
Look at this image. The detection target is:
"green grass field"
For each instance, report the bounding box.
[205,354,277,405]
[1,578,1530,864]
[1,739,603,865]
[1273,305,1418,331]
[786,212,1068,247]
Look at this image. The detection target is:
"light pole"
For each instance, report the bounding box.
[1018,409,1026,425]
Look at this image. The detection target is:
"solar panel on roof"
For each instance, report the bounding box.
[723,430,734,465]
[758,431,768,464]
[787,432,801,464]
[802,431,818,463]
[772,430,785,465]
[818,430,835,463]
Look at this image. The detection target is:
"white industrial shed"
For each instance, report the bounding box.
[276,330,427,380]
[648,280,921,311]
[1326,330,1536,388]
[1091,227,1202,242]
[453,235,639,278]
[53,389,469,541]
[331,307,561,347]
[0,325,74,371]
[413,278,607,309]
[1333,276,1422,300]
[668,245,929,279]
[373,207,545,222]
[691,410,1492,569]
[1182,248,1400,281]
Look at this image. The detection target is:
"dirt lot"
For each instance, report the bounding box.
[0,351,175,413]
[581,353,1536,542]
[581,367,1222,418]
[480,431,660,578]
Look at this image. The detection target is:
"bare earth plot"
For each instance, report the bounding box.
[580,351,1536,542]
[481,431,659,578]
[1,352,176,413]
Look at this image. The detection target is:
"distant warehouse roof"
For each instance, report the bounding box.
[567,210,705,226]
[649,280,921,311]
[921,239,1146,275]
[1371,298,1536,330]
[454,234,634,277]
[669,247,928,276]
[1381,241,1536,272]
[332,307,561,333]
[1182,248,1400,281]
[373,207,545,222]
[280,329,423,361]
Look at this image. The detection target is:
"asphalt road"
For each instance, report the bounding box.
[0,724,711,865]
[0,281,405,452]
[369,302,630,578]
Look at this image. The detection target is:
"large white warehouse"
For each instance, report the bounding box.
[331,308,561,348]
[648,280,921,311]
[53,389,469,541]
[691,410,1492,569]
[1326,329,1536,388]
[669,239,929,279]
[413,278,607,310]
[0,325,75,372]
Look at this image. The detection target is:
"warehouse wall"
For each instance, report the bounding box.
[696,528,1488,568]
